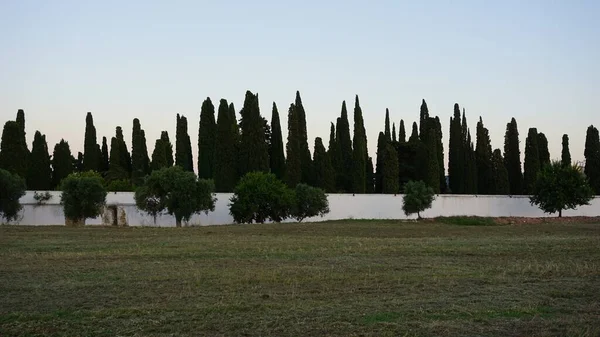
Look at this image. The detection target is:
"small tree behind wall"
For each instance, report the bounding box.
[60,171,107,226]
[402,180,436,220]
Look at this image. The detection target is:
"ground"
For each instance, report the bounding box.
[1,218,599,337]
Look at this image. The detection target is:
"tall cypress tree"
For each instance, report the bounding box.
[491,149,510,195]
[352,95,368,193]
[197,98,217,179]
[523,127,540,194]
[366,156,375,193]
[175,114,193,172]
[584,125,600,194]
[448,104,463,194]
[0,121,28,178]
[375,132,386,193]
[465,131,478,194]
[150,138,168,171]
[74,152,84,173]
[100,136,109,173]
[269,102,286,180]
[285,103,302,187]
[423,118,440,193]
[239,91,269,175]
[392,123,397,142]
[384,108,391,142]
[83,112,100,172]
[335,101,353,192]
[382,143,400,194]
[15,109,29,159]
[313,137,335,192]
[51,139,73,188]
[475,117,493,194]
[399,120,406,143]
[107,136,128,181]
[419,99,429,141]
[214,99,239,192]
[116,126,132,176]
[434,117,446,192]
[161,131,174,167]
[131,118,150,185]
[504,118,523,195]
[26,131,51,190]
[408,122,419,143]
[294,91,312,185]
[537,132,550,168]
[561,134,571,166]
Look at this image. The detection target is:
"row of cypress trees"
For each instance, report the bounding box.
[1,94,599,195]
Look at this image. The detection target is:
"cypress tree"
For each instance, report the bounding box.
[269,102,286,180]
[0,121,28,178]
[419,99,429,140]
[335,101,353,192]
[15,109,29,158]
[214,99,239,192]
[239,91,269,175]
[537,132,550,168]
[408,122,419,143]
[366,156,375,193]
[561,134,571,166]
[74,152,84,173]
[423,118,440,193]
[434,117,447,192]
[107,136,128,181]
[26,131,51,190]
[285,103,302,187]
[83,112,100,172]
[352,95,368,193]
[150,138,168,171]
[161,131,174,167]
[448,103,463,194]
[375,132,386,193]
[116,126,132,175]
[475,117,493,194]
[382,143,400,194]
[132,118,151,185]
[313,137,335,192]
[327,122,336,161]
[197,98,217,179]
[465,132,478,194]
[229,103,239,135]
[392,123,397,142]
[399,120,406,143]
[175,114,193,172]
[584,125,600,194]
[51,139,73,188]
[384,108,391,142]
[504,118,523,195]
[491,149,510,194]
[523,127,541,194]
[100,137,109,173]
[294,91,313,185]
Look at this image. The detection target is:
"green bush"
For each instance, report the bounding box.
[229,172,294,224]
[60,171,107,226]
[106,179,133,192]
[292,184,329,222]
[0,169,26,223]
[134,166,216,226]
[402,180,436,219]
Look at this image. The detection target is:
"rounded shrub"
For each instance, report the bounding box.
[0,169,26,223]
[60,171,107,226]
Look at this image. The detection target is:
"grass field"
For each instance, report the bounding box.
[1,220,599,336]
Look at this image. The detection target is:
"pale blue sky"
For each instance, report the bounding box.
[1,0,598,169]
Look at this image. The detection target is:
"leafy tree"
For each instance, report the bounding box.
[584,125,600,194]
[175,114,194,172]
[0,169,26,223]
[291,183,329,222]
[100,137,109,173]
[537,132,550,168]
[285,103,302,187]
[408,122,419,143]
[475,117,493,194]
[239,91,269,175]
[294,92,313,185]
[523,128,541,194]
[26,131,52,190]
[399,119,406,143]
[214,99,239,192]
[366,156,375,193]
[313,137,335,192]
[402,180,436,219]
[134,166,216,226]
[491,149,510,194]
[448,103,463,194]
[529,161,594,217]
[131,118,150,186]
[83,112,100,172]
[51,140,74,189]
[335,101,353,192]
[0,121,28,178]
[392,123,397,142]
[561,134,571,166]
[419,99,429,141]
[60,171,107,226]
[106,179,133,192]
[197,98,217,179]
[504,118,523,194]
[161,131,174,167]
[229,172,294,224]
[352,95,368,193]
[384,108,391,142]
[269,102,286,180]
[382,143,400,194]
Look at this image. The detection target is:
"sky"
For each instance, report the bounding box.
[1,0,599,171]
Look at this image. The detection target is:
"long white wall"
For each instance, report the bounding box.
[5,191,600,227]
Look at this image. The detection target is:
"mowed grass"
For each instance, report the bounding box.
[1,220,600,337]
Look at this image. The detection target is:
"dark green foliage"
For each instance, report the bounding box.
[295,92,313,185]
[0,169,26,223]
[366,156,375,193]
[504,118,523,195]
[15,109,29,159]
[408,122,419,143]
[352,96,368,193]
[292,183,330,222]
[60,171,107,225]
[397,141,420,191]
[375,132,386,193]
[384,109,391,142]
[523,128,541,194]
[100,137,109,173]
[106,179,133,192]
[584,125,600,194]
[434,117,446,193]
[116,126,132,175]
[131,118,150,186]
[313,137,335,192]
[107,136,129,182]
[134,166,216,226]
[419,99,429,141]
[83,112,99,172]
[327,122,337,190]
[382,143,400,194]
[448,104,463,194]
[491,149,510,194]
[475,117,493,194]
[175,114,194,172]
[161,131,174,167]
[51,140,74,189]
[537,133,550,168]
[335,102,353,192]
[197,98,217,179]
[239,91,269,175]
[150,138,168,171]
[561,134,571,166]
[0,121,28,178]
[399,120,406,143]
[214,99,239,192]
[285,103,302,187]
[423,120,440,193]
[529,161,594,217]
[402,180,436,219]
[269,103,286,180]
[461,111,477,194]
[229,172,294,224]
[74,152,84,173]
[392,123,397,143]
[26,131,51,190]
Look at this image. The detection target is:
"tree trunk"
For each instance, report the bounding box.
[417,211,421,220]
[558,209,562,218]
[66,217,85,227]
[176,218,182,227]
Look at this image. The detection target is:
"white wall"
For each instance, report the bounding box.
[5,191,600,226]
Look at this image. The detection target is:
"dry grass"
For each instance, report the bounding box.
[1,220,599,336]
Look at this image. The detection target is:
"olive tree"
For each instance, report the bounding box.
[0,169,26,223]
[292,183,329,222]
[60,171,107,226]
[402,180,436,219]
